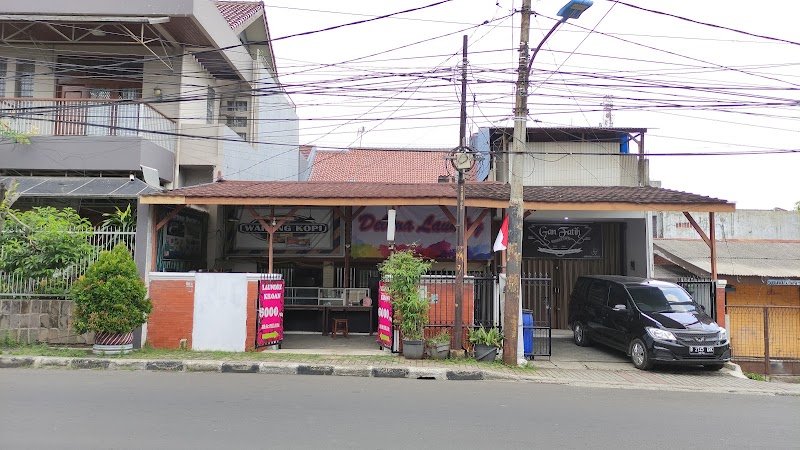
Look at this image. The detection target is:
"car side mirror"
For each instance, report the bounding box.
[613,304,627,311]
[699,304,706,312]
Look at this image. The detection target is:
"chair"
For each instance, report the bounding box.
[331,318,349,338]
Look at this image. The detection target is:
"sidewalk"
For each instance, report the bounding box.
[2,351,799,397]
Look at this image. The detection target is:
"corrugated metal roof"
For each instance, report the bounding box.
[654,239,800,277]
[0,176,158,198]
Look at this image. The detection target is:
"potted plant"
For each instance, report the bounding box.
[468,326,503,363]
[378,248,431,360]
[71,245,152,355]
[426,330,451,360]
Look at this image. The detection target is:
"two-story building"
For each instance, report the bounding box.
[0,0,299,272]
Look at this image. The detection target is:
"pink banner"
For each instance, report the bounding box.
[377,282,392,348]
[257,280,284,348]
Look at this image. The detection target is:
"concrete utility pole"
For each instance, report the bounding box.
[454,34,468,350]
[503,0,532,366]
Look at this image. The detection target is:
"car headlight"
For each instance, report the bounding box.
[718,328,728,343]
[646,327,677,342]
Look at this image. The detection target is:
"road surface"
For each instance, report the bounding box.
[1,369,797,449]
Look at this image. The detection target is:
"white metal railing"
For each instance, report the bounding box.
[0,228,136,298]
[0,98,176,152]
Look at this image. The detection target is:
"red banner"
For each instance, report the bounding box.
[256,280,284,348]
[377,282,392,348]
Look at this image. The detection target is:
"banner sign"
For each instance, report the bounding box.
[256,280,284,348]
[377,282,393,348]
[227,207,341,256]
[523,223,603,259]
[351,206,491,259]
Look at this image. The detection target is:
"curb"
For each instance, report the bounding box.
[2,356,798,396]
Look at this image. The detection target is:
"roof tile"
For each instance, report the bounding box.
[215,1,263,30]
[308,148,458,183]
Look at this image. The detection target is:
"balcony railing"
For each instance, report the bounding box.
[0,98,176,152]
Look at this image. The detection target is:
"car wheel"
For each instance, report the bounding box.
[704,363,725,371]
[630,338,654,370]
[573,321,591,347]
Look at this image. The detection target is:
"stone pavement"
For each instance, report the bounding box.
[2,352,799,397]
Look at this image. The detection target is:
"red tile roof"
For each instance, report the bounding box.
[215,1,264,30]
[299,145,314,161]
[308,148,457,183]
[142,181,734,211]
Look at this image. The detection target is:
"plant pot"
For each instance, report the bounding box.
[93,331,134,355]
[429,342,450,360]
[402,339,425,360]
[473,343,498,363]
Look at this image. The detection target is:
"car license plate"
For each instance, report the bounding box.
[689,346,714,355]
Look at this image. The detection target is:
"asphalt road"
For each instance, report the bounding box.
[1,370,798,449]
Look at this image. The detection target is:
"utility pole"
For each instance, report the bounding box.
[503,0,532,365]
[454,34,469,350]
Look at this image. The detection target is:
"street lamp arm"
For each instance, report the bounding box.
[526,20,564,76]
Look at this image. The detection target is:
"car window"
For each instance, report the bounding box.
[587,281,608,305]
[627,286,697,313]
[607,284,629,309]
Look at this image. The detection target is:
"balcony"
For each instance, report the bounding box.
[0,98,176,152]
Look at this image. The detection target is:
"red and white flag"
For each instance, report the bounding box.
[493,216,509,252]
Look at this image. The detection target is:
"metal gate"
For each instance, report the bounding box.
[675,278,716,321]
[521,275,552,358]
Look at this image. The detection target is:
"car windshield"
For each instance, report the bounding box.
[627,286,697,313]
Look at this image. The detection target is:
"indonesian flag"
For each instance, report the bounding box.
[493,216,509,252]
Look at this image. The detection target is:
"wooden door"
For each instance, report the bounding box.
[56,86,88,135]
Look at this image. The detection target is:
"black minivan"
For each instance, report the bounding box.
[567,275,731,370]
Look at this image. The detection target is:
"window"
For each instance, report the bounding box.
[236,132,247,141]
[226,116,247,128]
[15,61,35,98]
[607,284,629,309]
[0,59,6,97]
[206,87,216,124]
[587,281,608,305]
[226,100,247,112]
[628,286,697,313]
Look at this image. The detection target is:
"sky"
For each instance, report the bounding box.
[260,0,800,210]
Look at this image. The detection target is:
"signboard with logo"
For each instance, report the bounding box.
[377,282,393,348]
[767,279,800,286]
[351,206,491,260]
[256,280,285,348]
[227,207,341,256]
[523,223,603,259]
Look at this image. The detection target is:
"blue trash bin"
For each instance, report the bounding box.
[522,309,533,356]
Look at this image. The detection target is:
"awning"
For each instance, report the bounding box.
[0,176,159,198]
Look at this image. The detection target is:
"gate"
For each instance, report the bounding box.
[674,278,716,320]
[521,275,552,358]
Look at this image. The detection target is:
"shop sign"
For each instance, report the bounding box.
[351,206,491,259]
[767,279,800,286]
[523,223,603,259]
[230,207,338,255]
[377,282,392,348]
[256,280,284,348]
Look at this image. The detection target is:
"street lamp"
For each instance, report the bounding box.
[503,0,593,365]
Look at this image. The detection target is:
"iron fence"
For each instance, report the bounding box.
[0,228,135,299]
[522,274,552,358]
[727,305,800,375]
[675,278,716,320]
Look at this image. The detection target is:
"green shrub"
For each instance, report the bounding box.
[71,245,152,335]
[468,326,503,348]
[426,330,451,346]
[378,249,432,342]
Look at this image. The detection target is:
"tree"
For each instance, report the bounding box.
[0,206,94,279]
[0,121,31,144]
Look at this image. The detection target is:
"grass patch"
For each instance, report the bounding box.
[2,344,90,358]
[745,372,767,381]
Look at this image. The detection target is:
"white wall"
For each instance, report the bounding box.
[516,141,641,187]
[252,68,299,180]
[191,273,248,352]
[655,210,800,240]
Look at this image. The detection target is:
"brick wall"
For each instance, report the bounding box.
[245,280,257,351]
[147,279,195,349]
[0,298,93,345]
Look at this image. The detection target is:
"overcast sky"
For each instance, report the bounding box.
[261,0,799,210]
